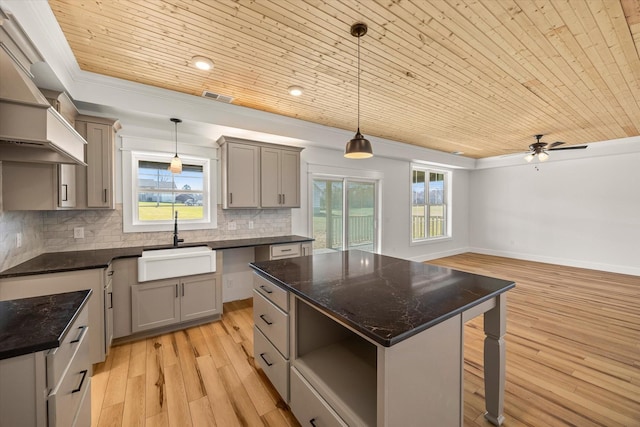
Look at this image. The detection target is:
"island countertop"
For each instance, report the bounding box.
[0,290,92,360]
[250,250,515,347]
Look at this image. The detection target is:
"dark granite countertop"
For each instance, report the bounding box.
[0,290,92,360]
[250,250,515,347]
[0,235,313,279]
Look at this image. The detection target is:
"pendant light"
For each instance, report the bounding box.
[169,118,182,174]
[344,22,373,159]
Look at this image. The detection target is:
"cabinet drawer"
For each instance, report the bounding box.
[46,304,89,389]
[290,367,347,427]
[271,243,300,259]
[48,324,91,427]
[72,377,91,427]
[253,290,289,358]
[254,327,289,401]
[254,273,288,312]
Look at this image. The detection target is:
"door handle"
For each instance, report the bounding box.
[70,325,87,343]
[259,352,273,367]
[62,184,68,201]
[108,292,113,309]
[230,192,233,204]
[259,285,273,294]
[259,314,273,325]
[175,284,179,298]
[104,188,107,203]
[72,370,88,393]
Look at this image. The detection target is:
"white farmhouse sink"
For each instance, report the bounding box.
[138,246,216,282]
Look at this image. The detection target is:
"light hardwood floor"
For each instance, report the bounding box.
[92,253,640,426]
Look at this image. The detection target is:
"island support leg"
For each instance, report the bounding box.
[483,294,506,426]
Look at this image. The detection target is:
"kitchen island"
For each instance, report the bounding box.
[250,250,515,426]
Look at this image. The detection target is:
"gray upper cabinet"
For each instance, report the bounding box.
[75,116,118,209]
[261,147,300,208]
[218,136,303,209]
[222,141,260,208]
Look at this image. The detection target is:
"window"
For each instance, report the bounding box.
[123,147,216,233]
[411,166,450,241]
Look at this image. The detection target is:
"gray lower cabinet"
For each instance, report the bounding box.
[253,273,290,401]
[0,303,91,427]
[131,273,221,333]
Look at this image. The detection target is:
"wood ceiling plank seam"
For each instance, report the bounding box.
[576,0,640,122]
[255,0,528,126]
[378,0,568,130]
[497,0,613,137]
[52,15,360,106]
[569,0,640,135]
[296,0,540,129]
[524,0,626,137]
[458,0,602,141]
[549,1,635,138]
[53,0,552,147]
[600,1,640,123]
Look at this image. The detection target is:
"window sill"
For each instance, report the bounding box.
[410,236,453,246]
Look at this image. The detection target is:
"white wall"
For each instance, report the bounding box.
[292,146,471,261]
[469,152,640,275]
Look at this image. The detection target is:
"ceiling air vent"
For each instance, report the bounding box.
[202,90,234,103]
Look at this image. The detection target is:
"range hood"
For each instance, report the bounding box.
[0,9,86,165]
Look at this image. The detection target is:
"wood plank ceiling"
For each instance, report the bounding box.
[48,0,640,158]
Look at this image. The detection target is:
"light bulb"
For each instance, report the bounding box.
[524,153,534,163]
[538,151,549,162]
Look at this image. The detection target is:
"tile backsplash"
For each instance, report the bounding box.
[1,203,291,271]
[0,210,45,272]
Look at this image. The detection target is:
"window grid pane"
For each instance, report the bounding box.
[412,167,448,241]
[137,160,205,222]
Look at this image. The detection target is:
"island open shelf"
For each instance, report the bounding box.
[293,297,377,426]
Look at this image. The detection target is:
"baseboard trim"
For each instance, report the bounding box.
[468,247,640,277]
[407,247,472,263]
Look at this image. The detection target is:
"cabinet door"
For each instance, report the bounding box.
[227,143,260,207]
[131,280,180,333]
[58,164,77,208]
[260,147,281,207]
[180,275,220,322]
[86,122,113,208]
[280,149,300,207]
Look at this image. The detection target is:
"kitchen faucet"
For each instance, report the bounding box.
[173,212,184,247]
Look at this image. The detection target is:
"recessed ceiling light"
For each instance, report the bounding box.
[451,151,464,155]
[288,85,303,96]
[192,56,214,71]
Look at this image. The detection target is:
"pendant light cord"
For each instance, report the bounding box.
[357,32,361,131]
[174,121,178,155]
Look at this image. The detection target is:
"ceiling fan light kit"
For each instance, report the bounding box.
[523,134,587,162]
[345,22,373,159]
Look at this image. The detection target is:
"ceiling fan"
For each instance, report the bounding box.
[524,134,587,162]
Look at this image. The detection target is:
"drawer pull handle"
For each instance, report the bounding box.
[259,285,273,294]
[72,370,88,393]
[108,292,113,309]
[280,248,292,252]
[309,419,318,427]
[259,314,273,325]
[259,352,273,367]
[70,326,87,344]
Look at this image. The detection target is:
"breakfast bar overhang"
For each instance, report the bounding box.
[250,250,515,426]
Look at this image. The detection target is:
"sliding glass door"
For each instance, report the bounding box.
[312,177,378,253]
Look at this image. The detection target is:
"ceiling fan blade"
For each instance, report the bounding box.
[547,141,565,149]
[548,145,588,151]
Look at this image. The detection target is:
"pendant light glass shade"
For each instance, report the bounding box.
[169,118,182,174]
[344,22,373,159]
